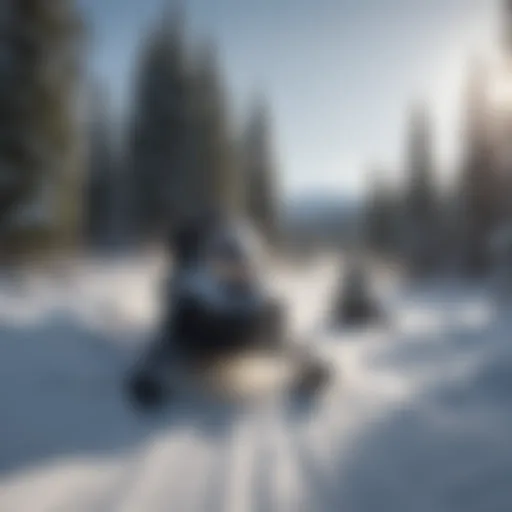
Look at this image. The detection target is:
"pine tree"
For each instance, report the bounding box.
[127,4,247,243]
[494,0,512,226]
[241,96,280,244]
[0,0,84,258]
[85,83,115,249]
[127,7,192,242]
[403,103,438,275]
[365,166,395,254]
[189,41,241,219]
[503,0,512,53]
[459,58,497,275]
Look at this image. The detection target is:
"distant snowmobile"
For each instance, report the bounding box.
[126,214,331,409]
[331,261,385,328]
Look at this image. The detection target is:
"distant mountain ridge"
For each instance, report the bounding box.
[282,192,363,248]
[284,192,362,223]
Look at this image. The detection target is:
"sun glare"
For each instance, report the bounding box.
[488,70,512,109]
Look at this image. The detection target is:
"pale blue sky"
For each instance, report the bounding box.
[78,0,500,200]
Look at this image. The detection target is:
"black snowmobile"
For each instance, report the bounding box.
[332,262,385,328]
[127,214,330,409]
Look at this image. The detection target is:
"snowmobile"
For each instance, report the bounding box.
[126,214,331,409]
[331,261,385,328]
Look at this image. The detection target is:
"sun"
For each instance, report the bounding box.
[488,69,512,109]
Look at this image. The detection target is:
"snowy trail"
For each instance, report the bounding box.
[1,258,512,511]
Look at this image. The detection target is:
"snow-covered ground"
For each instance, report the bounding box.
[0,256,511,512]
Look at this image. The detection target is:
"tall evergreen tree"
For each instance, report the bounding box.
[0,0,84,257]
[127,3,249,244]
[403,103,438,275]
[503,0,512,53]
[85,83,115,249]
[365,166,395,254]
[189,41,241,219]
[241,96,280,244]
[127,7,192,242]
[459,58,497,275]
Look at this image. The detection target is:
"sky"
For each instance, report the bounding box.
[78,0,501,200]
